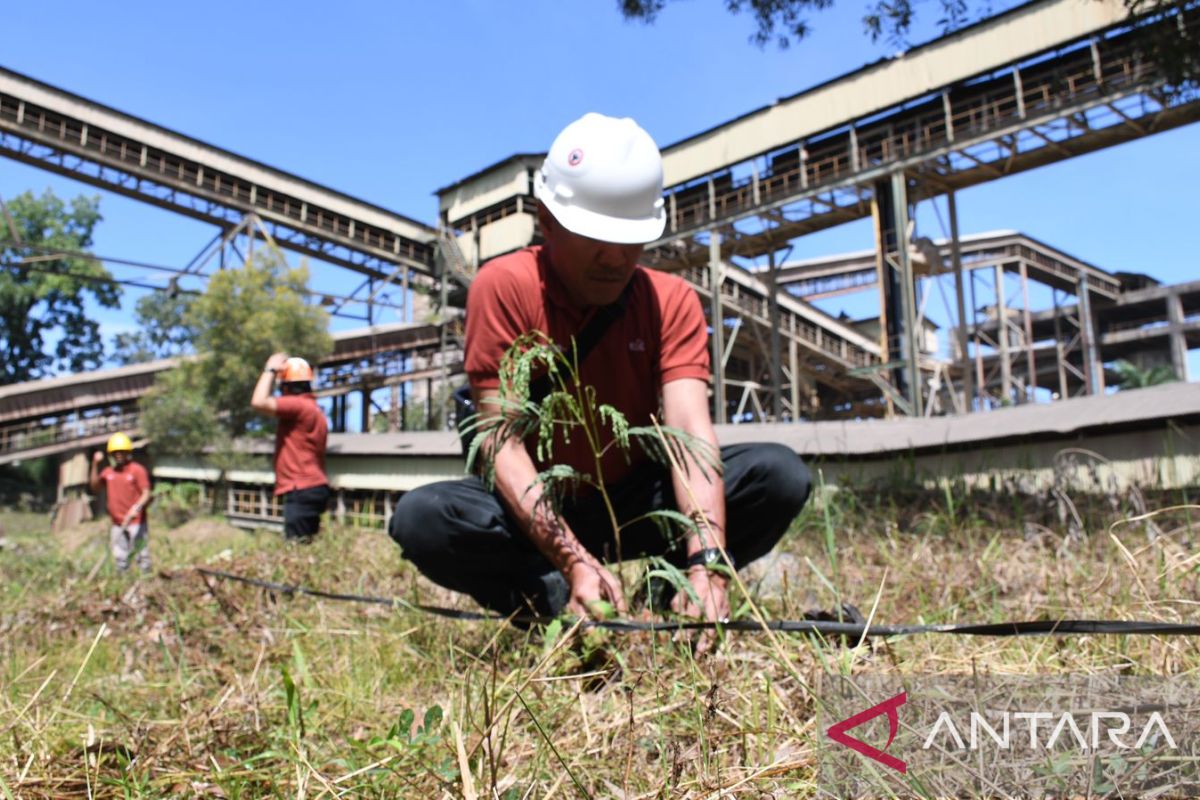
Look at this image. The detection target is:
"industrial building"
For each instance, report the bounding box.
[1,0,1197,525]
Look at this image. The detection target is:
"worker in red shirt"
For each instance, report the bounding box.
[388,113,811,641]
[88,432,153,573]
[250,353,330,542]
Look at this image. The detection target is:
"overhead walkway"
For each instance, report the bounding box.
[0,67,436,279]
[0,322,463,466]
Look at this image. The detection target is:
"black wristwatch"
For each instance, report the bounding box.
[686,548,732,571]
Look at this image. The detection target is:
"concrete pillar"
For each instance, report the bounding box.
[1168,292,1189,381]
[1077,275,1101,395]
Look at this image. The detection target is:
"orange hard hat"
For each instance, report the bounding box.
[279,357,314,383]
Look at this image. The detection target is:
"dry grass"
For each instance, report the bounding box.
[0,482,1197,798]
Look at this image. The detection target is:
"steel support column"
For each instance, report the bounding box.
[766,248,784,420]
[709,232,726,422]
[1018,260,1038,402]
[947,191,972,413]
[789,338,800,419]
[996,264,1012,403]
[879,173,922,415]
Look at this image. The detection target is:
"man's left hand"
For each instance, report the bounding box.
[671,566,731,655]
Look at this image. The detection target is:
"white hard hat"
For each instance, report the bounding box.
[534,113,666,245]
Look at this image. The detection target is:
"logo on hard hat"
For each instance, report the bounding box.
[567,148,584,167]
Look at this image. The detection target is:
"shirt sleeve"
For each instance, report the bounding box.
[658,278,711,385]
[465,260,535,391]
[133,464,150,493]
[274,395,302,420]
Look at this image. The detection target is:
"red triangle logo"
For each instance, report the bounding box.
[826,690,907,773]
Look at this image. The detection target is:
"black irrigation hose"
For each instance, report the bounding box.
[195,567,1200,638]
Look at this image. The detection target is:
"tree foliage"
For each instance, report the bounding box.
[140,252,332,456]
[619,0,978,48]
[112,287,198,365]
[1111,358,1178,390]
[619,0,1199,81]
[0,189,118,385]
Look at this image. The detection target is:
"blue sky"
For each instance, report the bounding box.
[3,0,1197,406]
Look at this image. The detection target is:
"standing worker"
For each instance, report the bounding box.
[388,113,811,640]
[89,432,153,574]
[250,353,330,542]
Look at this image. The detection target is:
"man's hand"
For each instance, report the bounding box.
[672,566,731,655]
[265,352,289,373]
[566,560,628,620]
[92,451,105,465]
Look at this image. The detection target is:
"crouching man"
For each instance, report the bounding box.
[387,113,812,634]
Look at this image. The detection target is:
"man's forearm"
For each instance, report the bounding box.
[250,370,275,410]
[671,453,727,557]
[491,438,597,575]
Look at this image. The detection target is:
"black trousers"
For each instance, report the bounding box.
[388,443,811,616]
[283,485,330,539]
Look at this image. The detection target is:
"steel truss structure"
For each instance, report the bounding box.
[1,0,1197,439]
[0,65,438,326]
[443,4,1198,421]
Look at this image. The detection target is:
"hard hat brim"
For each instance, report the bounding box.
[536,188,666,246]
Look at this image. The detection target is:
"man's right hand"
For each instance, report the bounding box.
[265,352,289,373]
[92,451,105,465]
[565,560,627,620]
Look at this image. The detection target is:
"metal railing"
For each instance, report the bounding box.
[0,408,139,457]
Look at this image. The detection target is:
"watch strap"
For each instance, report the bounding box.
[685,547,733,571]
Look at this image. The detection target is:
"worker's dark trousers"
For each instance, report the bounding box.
[388,443,811,617]
[283,485,331,540]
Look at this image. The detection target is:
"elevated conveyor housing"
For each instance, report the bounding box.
[0,67,437,278]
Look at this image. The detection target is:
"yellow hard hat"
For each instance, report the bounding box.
[106,432,134,453]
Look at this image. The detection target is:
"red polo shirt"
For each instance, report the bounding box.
[273,395,329,496]
[465,245,710,485]
[100,461,150,525]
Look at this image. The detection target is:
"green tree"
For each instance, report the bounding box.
[0,189,118,384]
[1111,359,1178,390]
[111,286,198,364]
[140,252,333,457]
